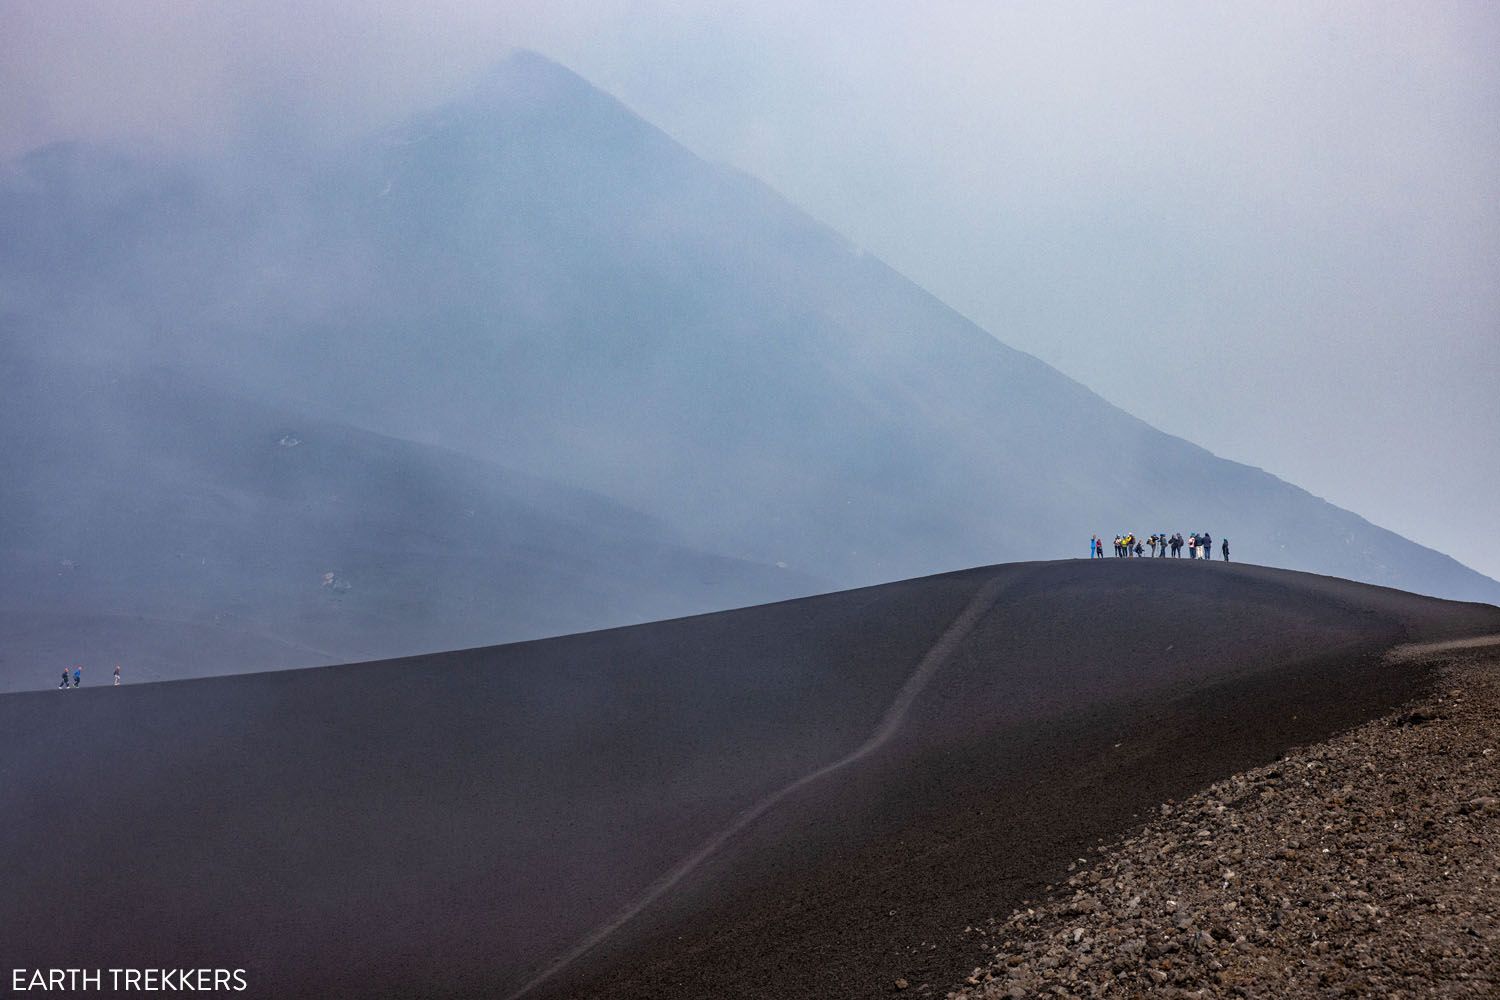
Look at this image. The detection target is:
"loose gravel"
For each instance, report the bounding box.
[948,640,1500,1000]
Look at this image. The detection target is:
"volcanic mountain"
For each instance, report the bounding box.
[2,49,1497,685]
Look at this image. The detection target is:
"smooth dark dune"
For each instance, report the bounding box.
[2,560,1496,999]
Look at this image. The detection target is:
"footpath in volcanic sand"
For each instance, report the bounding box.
[1,560,1497,999]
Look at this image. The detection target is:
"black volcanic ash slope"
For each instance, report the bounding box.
[1,560,1495,999]
[2,52,1496,607]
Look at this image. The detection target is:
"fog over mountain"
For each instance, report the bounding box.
[0,348,815,690]
[7,4,1494,584]
[2,51,1496,685]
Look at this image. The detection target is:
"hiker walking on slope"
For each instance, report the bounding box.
[1222,538,1230,562]
[72,666,82,688]
[59,669,70,689]
[114,664,122,687]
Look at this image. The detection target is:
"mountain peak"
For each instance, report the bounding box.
[465,49,613,117]
[370,47,684,173]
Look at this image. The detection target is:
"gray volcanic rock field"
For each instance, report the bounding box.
[952,638,1500,999]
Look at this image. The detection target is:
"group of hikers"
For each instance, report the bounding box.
[57,664,122,689]
[1091,532,1228,561]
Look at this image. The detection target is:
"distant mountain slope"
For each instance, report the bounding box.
[0,352,816,690]
[3,560,1496,997]
[2,50,1496,607]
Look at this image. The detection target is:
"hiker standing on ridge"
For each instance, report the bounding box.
[1188,534,1198,559]
[1222,538,1230,562]
[114,664,122,687]
[1203,532,1213,560]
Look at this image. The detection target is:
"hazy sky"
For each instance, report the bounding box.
[4,2,1497,579]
